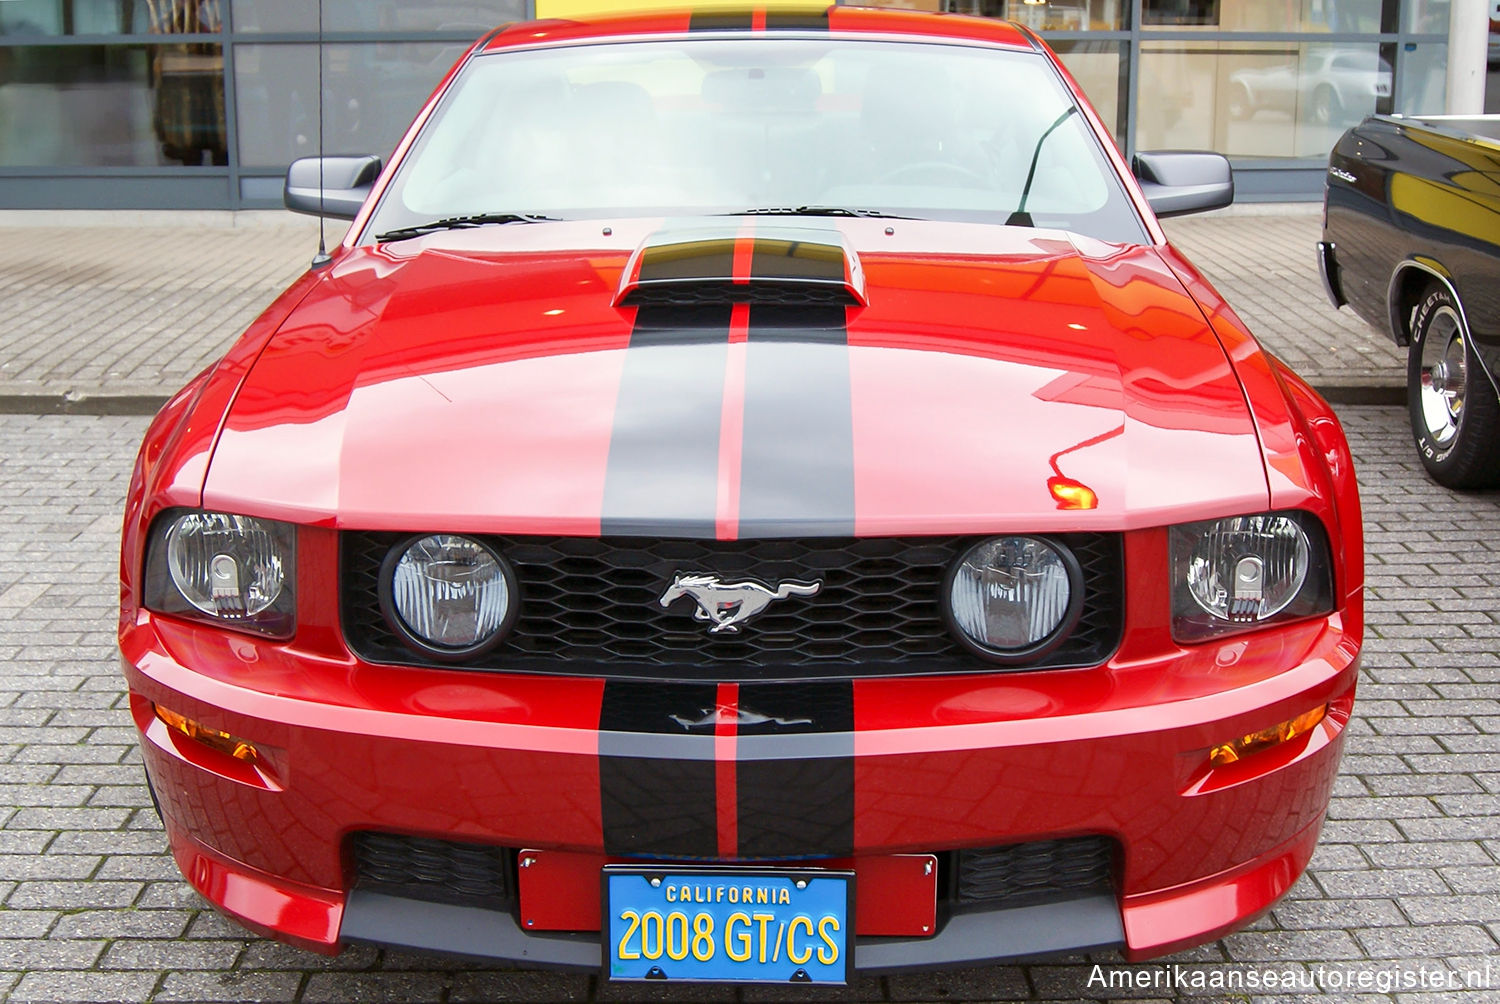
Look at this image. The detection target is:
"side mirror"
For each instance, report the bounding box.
[1132,151,1234,218]
[283,155,382,220]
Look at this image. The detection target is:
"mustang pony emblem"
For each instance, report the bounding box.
[659,572,822,634]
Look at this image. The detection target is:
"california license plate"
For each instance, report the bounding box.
[603,866,853,984]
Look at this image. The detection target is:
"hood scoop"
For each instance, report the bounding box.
[615,224,865,309]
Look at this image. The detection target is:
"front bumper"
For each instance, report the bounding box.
[123,602,1357,969]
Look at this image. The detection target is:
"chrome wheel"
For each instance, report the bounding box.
[1417,305,1466,447]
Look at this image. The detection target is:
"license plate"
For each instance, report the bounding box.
[603,866,853,984]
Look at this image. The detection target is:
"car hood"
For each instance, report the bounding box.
[203,218,1270,535]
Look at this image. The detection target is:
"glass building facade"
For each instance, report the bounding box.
[0,0,1454,208]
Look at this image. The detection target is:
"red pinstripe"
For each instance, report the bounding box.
[714,682,739,859]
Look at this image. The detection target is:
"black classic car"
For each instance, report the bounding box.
[1320,114,1500,488]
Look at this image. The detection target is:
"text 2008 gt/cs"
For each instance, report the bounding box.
[120,6,1362,984]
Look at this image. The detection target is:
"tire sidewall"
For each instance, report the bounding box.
[1408,287,1464,467]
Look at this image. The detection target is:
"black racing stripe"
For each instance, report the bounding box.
[735,681,855,859]
[600,304,732,537]
[599,680,720,858]
[763,10,832,30]
[749,237,846,285]
[636,238,738,283]
[689,12,754,31]
[737,307,855,536]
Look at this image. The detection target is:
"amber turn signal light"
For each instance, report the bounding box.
[153,704,260,764]
[1209,704,1327,768]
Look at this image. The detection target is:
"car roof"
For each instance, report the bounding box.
[481,5,1036,53]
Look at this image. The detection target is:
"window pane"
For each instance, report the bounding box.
[0,44,225,166]
[0,1,222,36]
[229,1,523,33]
[861,0,1126,29]
[1397,42,1447,114]
[1144,0,1384,32]
[942,0,1122,28]
[1051,40,1124,141]
[233,42,469,168]
[1402,0,1449,33]
[1143,0,1220,26]
[1138,42,1389,158]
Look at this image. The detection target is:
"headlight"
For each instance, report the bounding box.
[946,535,1083,662]
[1170,511,1334,642]
[379,534,516,659]
[143,510,296,638]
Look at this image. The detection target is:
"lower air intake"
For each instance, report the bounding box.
[953,835,1118,910]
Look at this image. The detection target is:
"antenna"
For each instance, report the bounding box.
[311,0,332,269]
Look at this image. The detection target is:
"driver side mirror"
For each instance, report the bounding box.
[283,155,382,220]
[1132,151,1234,218]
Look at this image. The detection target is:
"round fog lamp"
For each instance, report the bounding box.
[382,534,515,657]
[947,536,1081,661]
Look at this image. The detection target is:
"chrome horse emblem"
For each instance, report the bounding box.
[659,572,822,634]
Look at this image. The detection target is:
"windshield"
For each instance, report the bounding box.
[365,37,1145,244]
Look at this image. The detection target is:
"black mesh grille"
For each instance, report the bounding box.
[346,831,1116,921]
[953,835,1118,911]
[622,280,858,308]
[341,533,1123,679]
[351,832,512,910]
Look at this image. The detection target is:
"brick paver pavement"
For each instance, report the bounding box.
[0,406,1496,1001]
[0,208,1404,412]
[0,217,322,408]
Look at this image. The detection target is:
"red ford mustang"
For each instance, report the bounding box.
[119,6,1363,984]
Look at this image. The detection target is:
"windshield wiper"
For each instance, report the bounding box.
[733,206,911,219]
[374,212,561,243]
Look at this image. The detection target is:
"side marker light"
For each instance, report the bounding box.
[1209,705,1327,768]
[153,705,260,764]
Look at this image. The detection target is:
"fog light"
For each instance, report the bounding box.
[1209,705,1327,767]
[154,705,259,763]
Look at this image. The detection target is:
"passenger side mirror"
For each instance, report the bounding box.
[1132,151,1234,218]
[283,155,383,220]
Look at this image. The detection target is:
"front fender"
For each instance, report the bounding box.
[1386,258,1500,398]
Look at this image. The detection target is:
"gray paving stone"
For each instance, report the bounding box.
[4,880,141,910]
[153,969,305,1002]
[302,971,451,1002]
[0,912,58,939]
[1400,894,1500,925]
[1271,898,1408,930]
[99,939,244,971]
[887,964,1030,1000]
[1365,843,1495,869]
[9,970,160,1002]
[1354,924,1499,958]
[1315,868,1453,899]
[0,854,99,880]
[51,907,191,939]
[449,971,595,1002]
[1222,929,1368,962]
[0,939,105,970]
